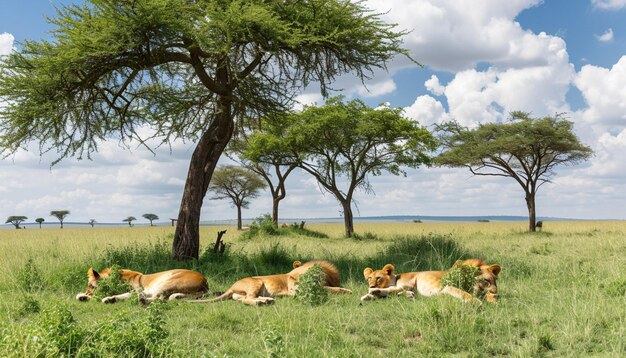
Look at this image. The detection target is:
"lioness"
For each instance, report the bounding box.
[360,259,501,303]
[76,267,208,304]
[194,260,352,305]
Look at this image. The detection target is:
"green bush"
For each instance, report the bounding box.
[440,264,480,293]
[295,265,329,306]
[91,265,134,301]
[16,258,45,293]
[16,296,41,317]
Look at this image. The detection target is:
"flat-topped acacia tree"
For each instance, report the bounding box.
[0,0,414,260]
[50,210,70,229]
[5,216,27,229]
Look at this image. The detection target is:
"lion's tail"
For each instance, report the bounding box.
[188,289,233,303]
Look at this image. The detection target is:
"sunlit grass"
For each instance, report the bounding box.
[0,221,624,356]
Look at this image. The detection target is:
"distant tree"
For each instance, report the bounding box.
[50,210,70,229]
[122,216,137,227]
[229,113,299,227]
[209,165,267,230]
[282,98,437,238]
[0,0,412,261]
[88,219,96,228]
[142,213,159,226]
[5,216,27,229]
[435,112,593,232]
[35,218,45,229]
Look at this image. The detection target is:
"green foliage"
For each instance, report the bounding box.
[91,265,134,301]
[16,258,45,293]
[5,215,27,229]
[16,296,41,317]
[352,232,382,241]
[261,325,286,358]
[142,213,159,225]
[0,302,171,357]
[440,264,480,293]
[603,279,626,297]
[295,265,329,306]
[209,165,267,209]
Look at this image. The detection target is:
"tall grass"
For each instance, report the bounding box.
[0,221,624,356]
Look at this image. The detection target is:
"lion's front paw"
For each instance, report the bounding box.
[360,293,376,301]
[405,290,415,299]
[102,296,117,304]
[368,288,382,295]
[76,293,90,302]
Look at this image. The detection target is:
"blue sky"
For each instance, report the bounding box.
[1,0,626,223]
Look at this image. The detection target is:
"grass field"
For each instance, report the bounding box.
[0,221,625,357]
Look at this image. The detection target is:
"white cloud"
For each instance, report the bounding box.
[404,95,449,127]
[596,28,614,42]
[0,32,14,55]
[424,75,445,96]
[575,56,626,128]
[592,0,626,10]
[355,79,397,98]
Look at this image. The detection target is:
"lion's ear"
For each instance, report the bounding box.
[487,265,501,277]
[382,264,395,276]
[292,261,302,269]
[363,268,373,279]
[88,268,100,279]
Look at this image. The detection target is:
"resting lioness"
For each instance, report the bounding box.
[76,267,208,304]
[360,259,501,302]
[193,260,352,305]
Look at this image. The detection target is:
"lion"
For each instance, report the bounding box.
[193,260,352,305]
[76,267,209,304]
[360,258,501,303]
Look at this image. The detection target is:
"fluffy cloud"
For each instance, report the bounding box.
[0,32,14,55]
[575,56,626,129]
[596,28,614,42]
[404,95,449,127]
[592,0,626,10]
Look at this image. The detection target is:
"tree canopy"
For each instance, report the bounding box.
[250,97,437,237]
[142,213,159,226]
[50,210,70,229]
[435,112,593,231]
[209,165,266,230]
[0,0,414,260]
[5,216,27,229]
[35,218,45,229]
[123,216,137,227]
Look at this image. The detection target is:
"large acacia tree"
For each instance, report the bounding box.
[5,216,27,229]
[208,165,266,230]
[0,0,412,260]
[435,112,593,232]
[274,98,437,238]
[50,210,70,229]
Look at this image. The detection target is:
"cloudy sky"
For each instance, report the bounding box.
[1,0,626,224]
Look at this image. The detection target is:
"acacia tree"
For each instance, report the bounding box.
[5,216,27,229]
[229,113,299,226]
[208,165,266,230]
[35,218,45,229]
[142,213,159,226]
[123,216,137,227]
[50,210,70,229]
[435,112,593,232]
[284,98,437,238]
[88,219,96,228]
[0,0,413,260]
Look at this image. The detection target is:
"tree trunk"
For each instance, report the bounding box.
[526,193,536,232]
[172,95,234,260]
[60,221,63,229]
[272,196,280,226]
[236,205,243,230]
[341,200,354,238]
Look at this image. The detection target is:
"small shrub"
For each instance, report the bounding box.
[352,232,381,241]
[16,258,45,293]
[261,326,285,358]
[295,265,329,306]
[538,334,555,352]
[17,296,41,317]
[91,265,134,301]
[241,214,283,239]
[440,264,480,293]
[603,279,626,297]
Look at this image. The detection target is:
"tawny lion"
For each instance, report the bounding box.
[360,259,501,303]
[193,260,352,305]
[76,267,208,304]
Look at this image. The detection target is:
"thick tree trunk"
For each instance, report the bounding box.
[526,193,536,232]
[341,200,354,238]
[172,96,234,260]
[237,205,242,230]
[272,196,280,226]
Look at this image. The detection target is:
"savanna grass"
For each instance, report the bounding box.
[0,221,624,356]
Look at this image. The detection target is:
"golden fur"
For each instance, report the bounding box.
[360,259,501,303]
[76,267,208,304]
[193,260,352,305]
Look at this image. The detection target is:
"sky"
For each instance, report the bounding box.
[1,0,626,224]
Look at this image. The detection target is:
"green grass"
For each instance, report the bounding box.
[0,222,625,356]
